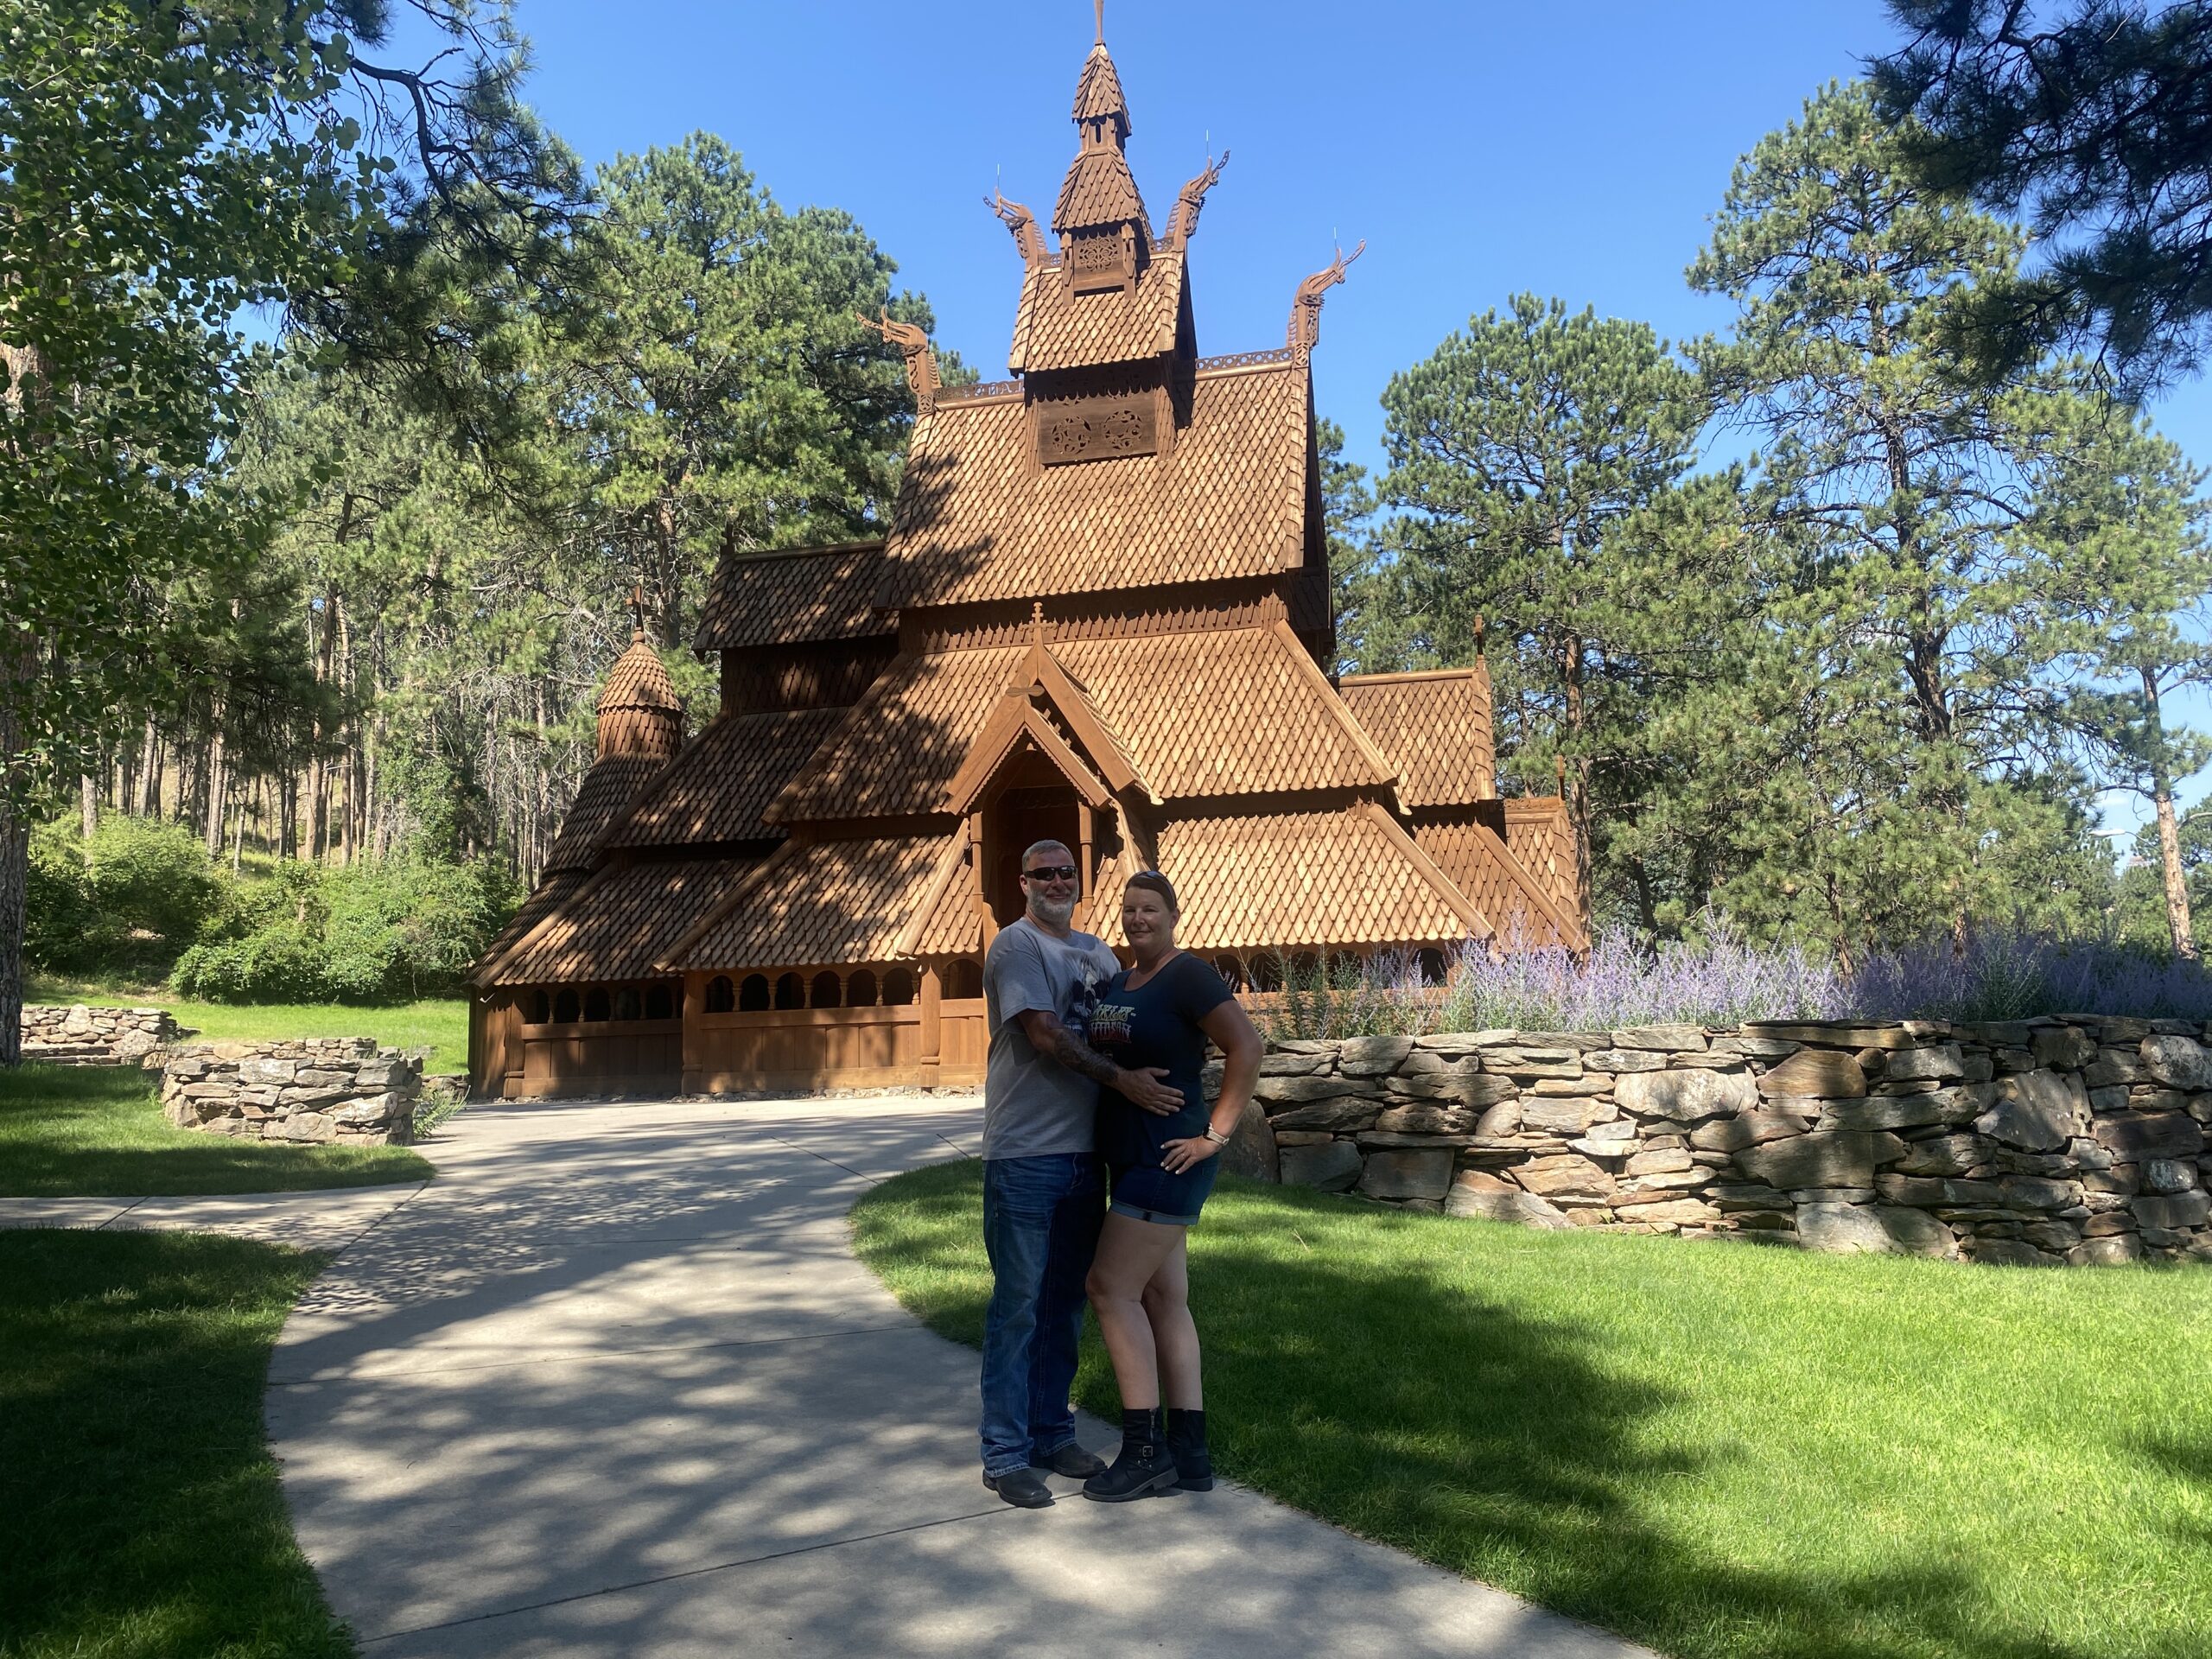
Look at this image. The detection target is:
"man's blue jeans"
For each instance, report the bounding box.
[980,1153,1103,1478]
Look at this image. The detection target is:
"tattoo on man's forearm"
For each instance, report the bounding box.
[1040,1024,1120,1087]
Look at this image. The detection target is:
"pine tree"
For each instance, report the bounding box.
[1375,294,1713,921]
[1688,80,2108,957]
[2023,392,2212,956]
[1876,1,2212,391]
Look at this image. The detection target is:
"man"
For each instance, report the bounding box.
[978,838,1181,1509]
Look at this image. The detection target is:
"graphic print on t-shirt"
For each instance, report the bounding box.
[1067,964,1107,1042]
[1086,998,1135,1048]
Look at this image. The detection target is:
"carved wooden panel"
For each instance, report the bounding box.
[1035,395,1157,466]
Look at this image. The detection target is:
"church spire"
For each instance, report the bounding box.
[1053,10,1150,290]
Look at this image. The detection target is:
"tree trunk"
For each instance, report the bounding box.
[203,716,227,859]
[0,636,28,1067]
[140,722,162,817]
[80,772,98,840]
[2142,669,2197,959]
[0,795,22,1068]
[1560,631,1593,928]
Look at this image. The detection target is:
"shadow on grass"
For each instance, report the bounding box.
[0,1065,430,1198]
[855,1162,2123,1659]
[0,1230,352,1659]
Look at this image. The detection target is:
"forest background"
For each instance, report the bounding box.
[10,0,2212,1021]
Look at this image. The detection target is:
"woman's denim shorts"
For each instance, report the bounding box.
[1107,1159,1220,1228]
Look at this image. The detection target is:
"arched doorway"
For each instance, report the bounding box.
[984,775,1081,928]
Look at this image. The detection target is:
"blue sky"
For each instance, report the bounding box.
[471,0,2212,838]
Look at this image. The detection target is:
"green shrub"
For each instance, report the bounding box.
[171,855,516,1004]
[24,817,228,976]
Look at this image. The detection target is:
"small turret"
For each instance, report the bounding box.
[1053,11,1151,294]
[596,631,683,761]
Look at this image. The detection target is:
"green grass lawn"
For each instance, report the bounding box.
[852,1161,2212,1659]
[0,1065,431,1198]
[26,974,467,1075]
[0,1230,353,1659]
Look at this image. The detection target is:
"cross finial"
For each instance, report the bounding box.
[1095,0,1104,43]
[1029,600,1046,644]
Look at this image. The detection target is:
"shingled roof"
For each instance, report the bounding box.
[766,645,1027,823]
[610,707,849,850]
[1094,804,1487,951]
[543,755,666,876]
[1008,246,1184,375]
[480,857,748,987]
[1414,812,1583,950]
[1339,666,1497,807]
[1502,797,1580,931]
[670,835,953,972]
[598,635,682,715]
[1056,625,1394,798]
[694,542,893,651]
[878,361,1308,607]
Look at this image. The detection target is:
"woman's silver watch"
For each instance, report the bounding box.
[1202,1126,1231,1146]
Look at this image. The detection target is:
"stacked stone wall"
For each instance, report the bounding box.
[1211,1018,2212,1267]
[159,1039,419,1146]
[21,1004,185,1065]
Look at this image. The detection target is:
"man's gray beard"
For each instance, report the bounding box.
[1029,893,1076,928]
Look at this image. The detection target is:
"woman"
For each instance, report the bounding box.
[1079,869,1262,1501]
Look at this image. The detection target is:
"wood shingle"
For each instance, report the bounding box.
[1339,666,1497,806]
[694,541,893,652]
[491,858,747,986]
[611,707,849,849]
[766,646,1026,823]
[1008,248,1183,375]
[671,836,951,972]
[1095,804,1486,950]
[876,364,1308,607]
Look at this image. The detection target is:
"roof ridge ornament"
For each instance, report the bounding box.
[1287,238,1365,365]
[1164,149,1229,251]
[987,189,1050,269]
[857,309,939,416]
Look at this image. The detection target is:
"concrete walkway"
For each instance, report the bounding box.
[17,1096,1656,1658]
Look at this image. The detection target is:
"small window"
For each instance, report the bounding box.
[645,985,676,1020]
[810,970,842,1007]
[554,988,582,1024]
[739,973,771,1011]
[1212,957,1244,992]
[705,976,736,1013]
[526,989,552,1025]
[1417,948,1450,987]
[775,972,805,1009]
[848,969,879,1007]
[882,967,916,1006]
[614,987,643,1021]
[583,988,611,1023]
[948,959,983,999]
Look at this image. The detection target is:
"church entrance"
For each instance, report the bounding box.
[984,779,1081,929]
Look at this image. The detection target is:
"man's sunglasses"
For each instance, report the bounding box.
[1021,865,1081,882]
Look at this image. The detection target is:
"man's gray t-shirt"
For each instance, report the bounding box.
[982,917,1123,1160]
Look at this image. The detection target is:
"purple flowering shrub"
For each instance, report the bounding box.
[1252,917,2212,1040]
[1841,933,2212,1022]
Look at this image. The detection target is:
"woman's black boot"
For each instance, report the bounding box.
[1083,1408,1178,1502]
[1165,1408,1213,1491]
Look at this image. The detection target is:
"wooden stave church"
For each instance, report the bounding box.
[465,29,1586,1101]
